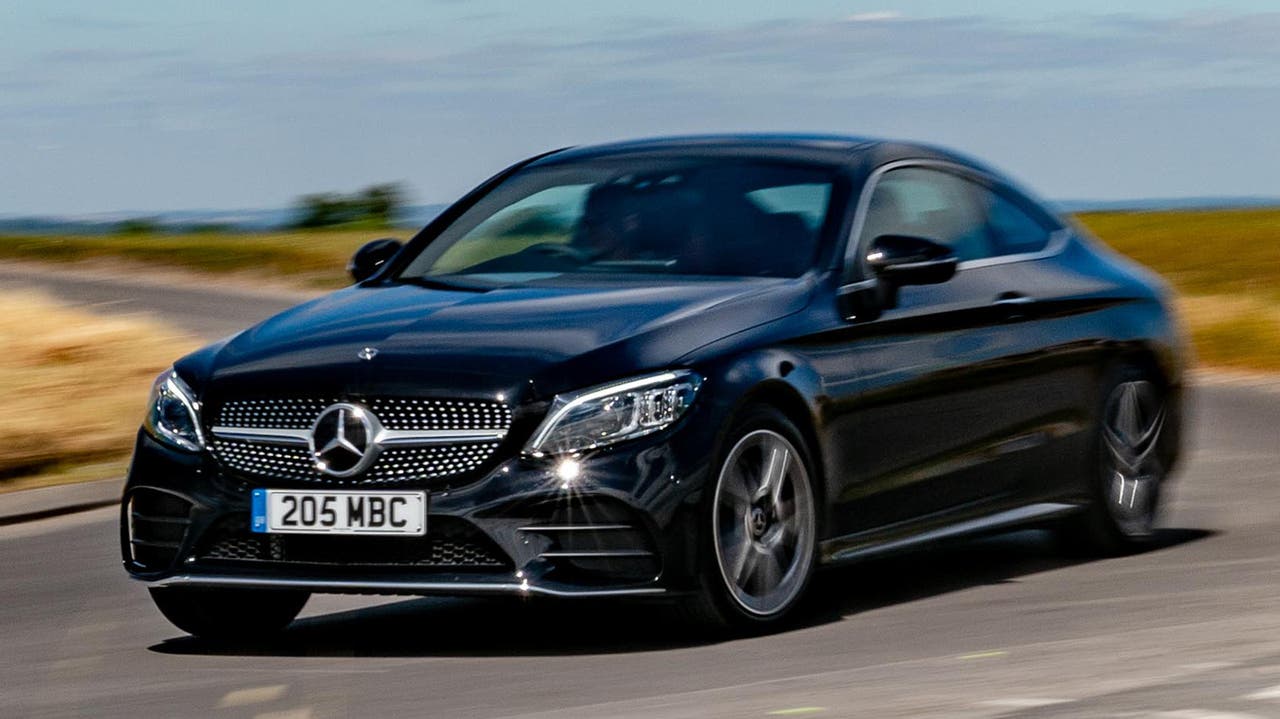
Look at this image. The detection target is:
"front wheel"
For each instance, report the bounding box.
[149,587,309,640]
[683,407,818,629]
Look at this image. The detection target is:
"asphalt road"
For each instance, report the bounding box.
[0,264,309,339]
[4,266,1280,718]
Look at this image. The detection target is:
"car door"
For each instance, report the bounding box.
[971,181,1111,506]
[824,163,1072,538]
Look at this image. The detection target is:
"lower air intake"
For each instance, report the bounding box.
[127,489,194,571]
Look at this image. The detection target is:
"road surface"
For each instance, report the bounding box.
[0,263,309,338]
[3,265,1279,718]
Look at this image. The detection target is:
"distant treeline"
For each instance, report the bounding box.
[101,183,412,235]
[291,183,407,229]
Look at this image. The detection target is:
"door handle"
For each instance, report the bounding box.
[993,292,1035,320]
[993,293,1034,307]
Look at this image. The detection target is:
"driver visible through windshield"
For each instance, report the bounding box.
[397,159,839,283]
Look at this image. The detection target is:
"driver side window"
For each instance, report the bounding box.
[855,166,991,270]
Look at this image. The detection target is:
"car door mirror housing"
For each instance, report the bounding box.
[866,234,958,286]
[348,238,403,282]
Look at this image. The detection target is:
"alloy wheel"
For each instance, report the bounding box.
[711,429,816,617]
[1101,380,1166,537]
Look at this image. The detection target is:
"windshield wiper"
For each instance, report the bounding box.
[586,259,679,272]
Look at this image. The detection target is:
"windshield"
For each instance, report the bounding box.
[397,158,839,283]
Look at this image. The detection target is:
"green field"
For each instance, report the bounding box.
[1,207,1277,371]
[1074,209,1280,371]
[0,229,388,289]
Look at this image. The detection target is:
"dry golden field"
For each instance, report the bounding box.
[0,291,198,490]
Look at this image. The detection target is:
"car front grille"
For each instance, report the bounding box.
[199,516,509,569]
[216,397,332,431]
[210,439,316,480]
[215,397,513,433]
[208,396,512,487]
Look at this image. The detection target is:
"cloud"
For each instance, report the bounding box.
[31,10,1280,115]
[41,48,182,64]
[19,8,1271,151]
[7,9,1280,212]
[188,11,1280,103]
[845,11,902,22]
[43,14,142,31]
[10,9,1280,148]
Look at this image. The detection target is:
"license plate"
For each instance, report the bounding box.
[251,489,426,536]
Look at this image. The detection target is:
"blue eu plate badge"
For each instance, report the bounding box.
[251,489,268,533]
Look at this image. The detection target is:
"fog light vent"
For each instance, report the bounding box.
[127,489,193,571]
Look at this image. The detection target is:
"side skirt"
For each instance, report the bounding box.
[819,502,1080,566]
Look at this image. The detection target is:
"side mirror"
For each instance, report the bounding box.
[838,235,958,321]
[348,238,403,282]
[866,234,958,286]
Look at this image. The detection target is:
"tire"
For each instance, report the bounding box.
[149,587,309,640]
[1061,363,1172,555]
[680,405,819,630]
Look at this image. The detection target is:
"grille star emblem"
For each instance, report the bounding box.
[357,347,379,361]
[308,403,382,477]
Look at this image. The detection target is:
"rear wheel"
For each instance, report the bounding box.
[149,587,309,640]
[1064,365,1170,554]
[683,407,818,629]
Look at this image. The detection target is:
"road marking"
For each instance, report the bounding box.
[959,650,1008,660]
[767,708,825,716]
[1244,684,1280,700]
[1180,662,1237,671]
[1152,706,1259,711]
[218,685,287,708]
[980,698,1070,709]
[253,710,312,719]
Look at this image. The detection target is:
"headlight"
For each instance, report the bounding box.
[143,368,205,452]
[525,370,702,456]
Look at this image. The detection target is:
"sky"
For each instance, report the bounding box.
[3,1,1280,214]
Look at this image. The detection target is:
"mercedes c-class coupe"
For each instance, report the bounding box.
[123,135,1185,637]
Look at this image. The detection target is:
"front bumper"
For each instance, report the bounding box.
[148,573,666,598]
[122,405,719,598]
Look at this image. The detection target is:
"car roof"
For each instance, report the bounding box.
[528,133,999,176]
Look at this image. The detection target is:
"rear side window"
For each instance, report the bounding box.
[857,167,991,262]
[978,188,1057,256]
[853,165,1063,280]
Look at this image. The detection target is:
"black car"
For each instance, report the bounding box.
[123,134,1185,637]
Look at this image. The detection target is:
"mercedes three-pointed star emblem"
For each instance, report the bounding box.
[308,403,382,477]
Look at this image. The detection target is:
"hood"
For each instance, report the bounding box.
[181,276,813,403]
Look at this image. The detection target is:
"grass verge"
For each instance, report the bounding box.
[1075,208,1280,303]
[0,229,402,289]
[0,291,198,492]
[1075,208,1280,372]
